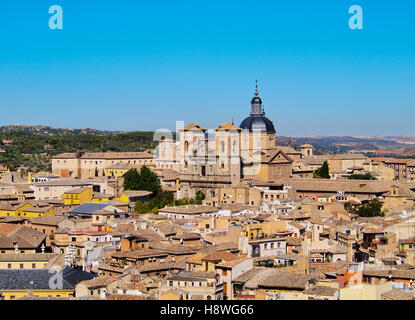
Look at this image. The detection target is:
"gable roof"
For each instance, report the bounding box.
[303,285,338,297]
[254,178,404,195]
[80,276,118,289]
[53,152,153,160]
[69,202,125,215]
[181,123,206,131]
[277,146,302,155]
[167,270,217,281]
[215,122,241,131]
[0,224,46,249]
[243,268,312,290]
[381,288,413,300]
[69,203,115,215]
[159,205,217,215]
[260,149,293,164]
[30,215,67,226]
[0,253,60,262]
[201,251,239,262]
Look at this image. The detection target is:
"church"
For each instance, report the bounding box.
[156,83,297,201]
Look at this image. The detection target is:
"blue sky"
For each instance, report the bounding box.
[0,0,414,136]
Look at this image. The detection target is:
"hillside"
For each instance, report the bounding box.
[0,124,121,136]
[0,125,162,172]
[276,136,415,157]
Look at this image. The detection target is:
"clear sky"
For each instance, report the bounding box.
[0,0,414,136]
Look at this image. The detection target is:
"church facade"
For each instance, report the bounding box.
[156,84,294,202]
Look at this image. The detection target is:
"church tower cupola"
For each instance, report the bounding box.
[250,80,264,116]
[240,80,276,134]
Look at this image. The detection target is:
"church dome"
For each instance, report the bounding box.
[239,81,276,134]
[240,116,275,133]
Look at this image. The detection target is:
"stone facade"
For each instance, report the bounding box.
[156,86,293,203]
[52,151,154,179]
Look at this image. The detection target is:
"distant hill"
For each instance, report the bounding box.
[0,124,121,135]
[0,125,164,172]
[276,136,415,157]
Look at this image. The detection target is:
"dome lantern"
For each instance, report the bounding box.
[250,80,264,116]
[239,81,276,134]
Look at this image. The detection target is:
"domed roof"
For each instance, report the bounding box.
[240,116,275,133]
[239,81,276,134]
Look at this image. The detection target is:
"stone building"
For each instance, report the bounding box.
[52,151,154,179]
[156,83,293,202]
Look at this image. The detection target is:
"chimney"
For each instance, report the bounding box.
[13,241,18,253]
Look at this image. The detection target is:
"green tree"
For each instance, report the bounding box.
[156,190,174,206]
[123,168,140,190]
[348,173,375,180]
[195,190,205,204]
[133,190,174,214]
[346,198,385,217]
[136,166,161,194]
[314,161,330,179]
[134,201,151,214]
